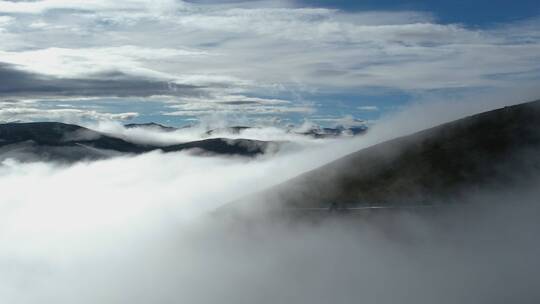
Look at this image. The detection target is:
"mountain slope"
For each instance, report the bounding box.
[162,138,274,157]
[224,100,540,215]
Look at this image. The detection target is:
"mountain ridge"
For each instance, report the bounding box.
[221,99,540,217]
[0,122,275,163]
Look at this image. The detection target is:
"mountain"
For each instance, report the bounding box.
[124,122,178,132]
[0,122,148,152]
[206,126,252,136]
[204,125,368,138]
[222,100,540,216]
[0,122,275,163]
[295,125,368,138]
[161,138,275,157]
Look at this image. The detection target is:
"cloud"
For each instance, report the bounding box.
[1,3,538,91]
[0,1,538,123]
[357,105,379,111]
[0,97,140,123]
[0,63,201,98]
[0,0,184,14]
[309,114,366,127]
[0,46,209,79]
[0,15,13,27]
[0,106,139,123]
[164,94,314,117]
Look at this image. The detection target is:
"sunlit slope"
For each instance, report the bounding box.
[226,99,540,214]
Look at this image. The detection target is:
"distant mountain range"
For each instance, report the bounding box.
[0,119,368,163]
[295,125,368,138]
[205,126,251,136]
[222,99,540,217]
[204,125,368,138]
[124,122,178,132]
[0,122,274,163]
[125,123,368,138]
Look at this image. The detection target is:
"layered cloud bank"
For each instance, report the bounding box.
[2,186,539,304]
[0,0,539,123]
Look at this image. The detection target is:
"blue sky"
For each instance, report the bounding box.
[0,0,539,127]
[297,0,540,25]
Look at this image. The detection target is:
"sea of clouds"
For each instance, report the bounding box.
[1,98,539,303]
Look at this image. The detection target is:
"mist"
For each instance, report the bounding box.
[87,120,358,147]
[1,100,539,303]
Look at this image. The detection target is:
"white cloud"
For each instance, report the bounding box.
[0,106,138,123]
[1,4,538,90]
[0,0,184,14]
[0,94,313,124]
[164,94,315,117]
[0,15,13,27]
[0,46,208,79]
[0,0,538,119]
[357,106,379,112]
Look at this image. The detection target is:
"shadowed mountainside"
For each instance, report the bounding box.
[0,122,274,163]
[124,122,178,132]
[295,125,368,138]
[205,125,368,138]
[223,99,540,216]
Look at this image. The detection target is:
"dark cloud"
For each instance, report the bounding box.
[0,62,202,98]
[219,100,260,105]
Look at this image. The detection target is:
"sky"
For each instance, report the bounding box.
[0,0,539,127]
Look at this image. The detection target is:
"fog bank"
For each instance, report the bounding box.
[1,99,539,303]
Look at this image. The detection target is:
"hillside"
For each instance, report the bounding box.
[223,100,540,216]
